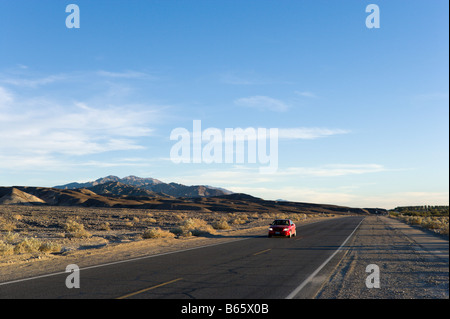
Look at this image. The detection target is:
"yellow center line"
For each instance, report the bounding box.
[116,277,183,299]
[253,248,271,256]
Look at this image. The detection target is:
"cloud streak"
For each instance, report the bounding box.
[282,164,387,177]
[0,74,67,88]
[278,128,350,139]
[168,164,388,187]
[294,91,318,98]
[234,95,289,112]
[0,86,159,159]
[96,70,156,80]
[0,68,157,89]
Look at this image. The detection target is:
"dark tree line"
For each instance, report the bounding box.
[391,205,449,217]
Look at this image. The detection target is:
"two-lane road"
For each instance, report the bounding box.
[0,216,364,299]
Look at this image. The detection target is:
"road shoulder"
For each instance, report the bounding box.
[315,216,449,299]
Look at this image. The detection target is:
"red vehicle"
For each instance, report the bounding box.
[268,219,296,238]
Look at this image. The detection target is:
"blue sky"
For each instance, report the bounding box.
[0,0,448,209]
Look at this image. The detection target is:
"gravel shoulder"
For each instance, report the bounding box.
[315,216,449,299]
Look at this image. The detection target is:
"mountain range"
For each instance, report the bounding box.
[54,175,233,198]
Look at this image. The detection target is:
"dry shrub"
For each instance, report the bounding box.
[212,219,231,230]
[0,240,14,256]
[143,217,157,224]
[397,215,449,235]
[124,221,134,228]
[98,222,111,231]
[0,217,15,232]
[38,241,62,253]
[0,232,61,256]
[260,213,272,219]
[172,212,186,221]
[142,227,175,239]
[171,218,215,237]
[230,217,246,225]
[64,220,92,238]
[13,237,42,254]
[2,232,19,244]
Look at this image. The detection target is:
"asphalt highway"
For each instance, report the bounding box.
[0,216,365,299]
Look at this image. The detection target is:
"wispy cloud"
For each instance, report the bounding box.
[0,86,13,107]
[96,70,156,80]
[0,68,157,89]
[168,164,388,187]
[278,128,350,139]
[0,154,65,171]
[283,164,387,177]
[0,154,154,172]
[234,95,289,112]
[0,74,66,88]
[0,86,159,159]
[294,91,318,98]
[189,126,349,143]
[164,164,394,206]
[230,185,360,205]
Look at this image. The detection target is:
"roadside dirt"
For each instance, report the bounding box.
[315,216,449,299]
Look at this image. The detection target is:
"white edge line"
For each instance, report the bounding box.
[285,217,365,299]
[0,237,250,287]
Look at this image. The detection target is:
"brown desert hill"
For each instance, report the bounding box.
[0,186,181,208]
[0,187,46,205]
[8,186,149,207]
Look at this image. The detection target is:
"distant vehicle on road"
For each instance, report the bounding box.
[268,219,296,238]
